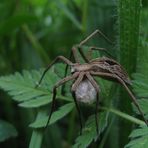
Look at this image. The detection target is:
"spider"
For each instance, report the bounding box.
[36,29,148,135]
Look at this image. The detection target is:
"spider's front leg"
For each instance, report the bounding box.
[71,73,85,135]
[86,73,100,134]
[36,56,73,88]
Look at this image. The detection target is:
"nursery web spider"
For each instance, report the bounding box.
[36,30,148,135]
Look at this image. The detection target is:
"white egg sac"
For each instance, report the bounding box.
[75,79,97,103]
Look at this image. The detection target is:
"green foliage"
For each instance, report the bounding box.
[0,0,148,147]
[54,0,82,30]
[0,69,59,107]
[116,0,141,147]
[0,14,37,35]
[0,66,108,147]
[73,112,108,148]
[125,126,148,148]
[125,99,148,148]
[0,120,17,142]
[125,71,148,147]
[132,73,148,98]
[30,103,74,128]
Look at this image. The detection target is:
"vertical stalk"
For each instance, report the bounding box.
[119,0,140,72]
[29,110,45,148]
[117,0,141,146]
[29,129,43,148]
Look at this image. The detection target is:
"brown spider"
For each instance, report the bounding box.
[36,30,148,135]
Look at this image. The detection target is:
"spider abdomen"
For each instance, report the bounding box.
[75,79,97,103]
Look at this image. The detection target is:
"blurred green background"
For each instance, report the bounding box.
[0,0,148,148]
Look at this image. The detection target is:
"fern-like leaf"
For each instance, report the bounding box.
[132,73,148,98]
[30,103,74,128]
[0,68,71,108]
[125,73,148,148]
[125,126,148,148]
[0,67,74,130]
[73,112,108,148]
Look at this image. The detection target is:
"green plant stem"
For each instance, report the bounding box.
[117,0,141,146]
[29,129,43,148]
[99,117,114,148]
[67,109,76,143]
[101,106,145,126]
[22,24,49,64]
[29,110,46,148]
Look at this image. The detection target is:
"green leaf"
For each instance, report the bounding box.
[73,112,108,148]
[132,99,148,119]
[125,72,148,148]
[19,96,51,108]
[0,120,18,142]
[132,73,148,118]
[30,103,74,128]
[132,73,148,97]
[125,126,148,148]
[0,69,60,108]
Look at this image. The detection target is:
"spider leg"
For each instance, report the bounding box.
[36,56,73,88]
[72,45,114,63]
[79,29,113,47]
[45,73,79,129]
[91,71,148,126]
[71,72,85,135]
[71,29,113,63]
[71,46,88,63]
[66,30,113,65]
[87,46,115,60]
[86,72,100,134]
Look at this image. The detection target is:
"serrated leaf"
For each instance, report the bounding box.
[132,73,148,118]
[132,73,148,97]
[0,68,62,108]
[132,99,148,119]
[19,95,51,108]
[125,72,148,148]
[73,112,108,148]
[129,126,148,138]
[125,126,148,148]
[30,103,74,128]
[0,120,18,142]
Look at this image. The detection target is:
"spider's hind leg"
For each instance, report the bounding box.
[91,71,148,126]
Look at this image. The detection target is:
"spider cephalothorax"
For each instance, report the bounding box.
[36,30,148,135]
